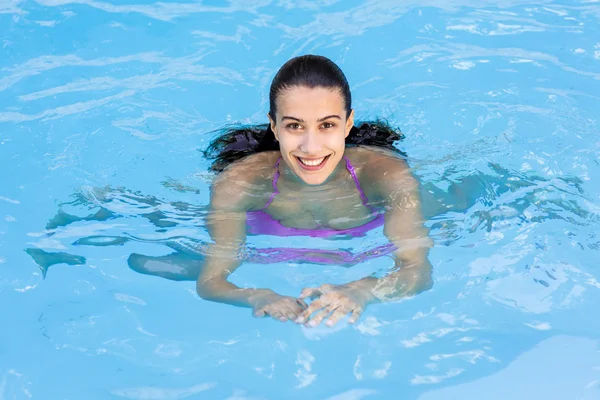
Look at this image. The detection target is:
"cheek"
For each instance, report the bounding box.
[277,134,297,151]
[325,132,347,149]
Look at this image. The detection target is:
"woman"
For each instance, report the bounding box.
[196,54,433,328]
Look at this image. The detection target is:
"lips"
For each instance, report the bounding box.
[295,155,331,171]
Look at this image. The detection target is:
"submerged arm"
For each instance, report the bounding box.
[345,154,433,304]
[296,155,434,327]
[361,168,433,302]
[195,174,267,308]
[196,164,307,321]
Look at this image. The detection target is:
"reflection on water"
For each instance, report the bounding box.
[418,335,600,399]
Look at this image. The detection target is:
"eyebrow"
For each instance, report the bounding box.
[318,115,341,122]
[282,116,303,122]
[281,115,341,122]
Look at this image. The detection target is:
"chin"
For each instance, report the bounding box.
[300,175,329,186]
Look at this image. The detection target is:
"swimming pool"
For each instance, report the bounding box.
[1,0,600,398]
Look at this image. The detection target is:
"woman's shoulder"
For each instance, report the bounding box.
[346,146,415,198]
[220,151,280,176]
[209,151,280,210]
[345,145,410,172]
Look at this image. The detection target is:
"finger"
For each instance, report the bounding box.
[270,311,286,322]
[253,309,266,318]
[288,297,306,310]
[296,298,309,309]
[284,303,299,321]
[307,305,338,328]
[299,287,321,300]
[318,283,334,293]
[348,307,364,324]
[296,299,325,323]
[325,307,350,327]
[286,303,304,323]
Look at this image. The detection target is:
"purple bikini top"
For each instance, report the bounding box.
[246,156,385,238]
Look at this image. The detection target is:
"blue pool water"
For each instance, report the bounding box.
[1,1,600,399]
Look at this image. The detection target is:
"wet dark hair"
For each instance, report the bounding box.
[269,54,352,119]
[204,55,405,173]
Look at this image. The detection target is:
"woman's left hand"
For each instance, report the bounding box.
[295,282,374,327]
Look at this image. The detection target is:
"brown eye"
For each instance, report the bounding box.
[321,122,335,129]
[286,123,301,130]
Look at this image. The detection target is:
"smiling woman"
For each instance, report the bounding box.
[185,55,434,327]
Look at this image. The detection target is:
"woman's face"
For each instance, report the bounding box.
[269,86,354,186]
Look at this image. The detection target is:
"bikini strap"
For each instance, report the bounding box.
[344,156,371,208]
[262,157,281,210]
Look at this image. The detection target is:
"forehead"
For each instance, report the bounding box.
[276,86,345,116]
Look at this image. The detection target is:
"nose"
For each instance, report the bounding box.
[299,130,322,154]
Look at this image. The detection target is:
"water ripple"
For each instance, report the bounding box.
[1,0,599,398]
[33,0,272,21]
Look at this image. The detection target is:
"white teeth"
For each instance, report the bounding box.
[299,157,325,166]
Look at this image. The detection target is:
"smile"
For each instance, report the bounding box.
[295,155,331,171]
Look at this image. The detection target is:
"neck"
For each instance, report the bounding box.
[277,156,348,191]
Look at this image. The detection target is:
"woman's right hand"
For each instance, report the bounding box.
[250,290,308,322]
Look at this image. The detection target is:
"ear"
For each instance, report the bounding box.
[345,109,355,138]
[267,113,278,141]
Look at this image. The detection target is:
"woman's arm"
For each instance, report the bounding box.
[297,152,433,327]
[353,161,434,302]
[196,166,307,321]
[195,172,267,307]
